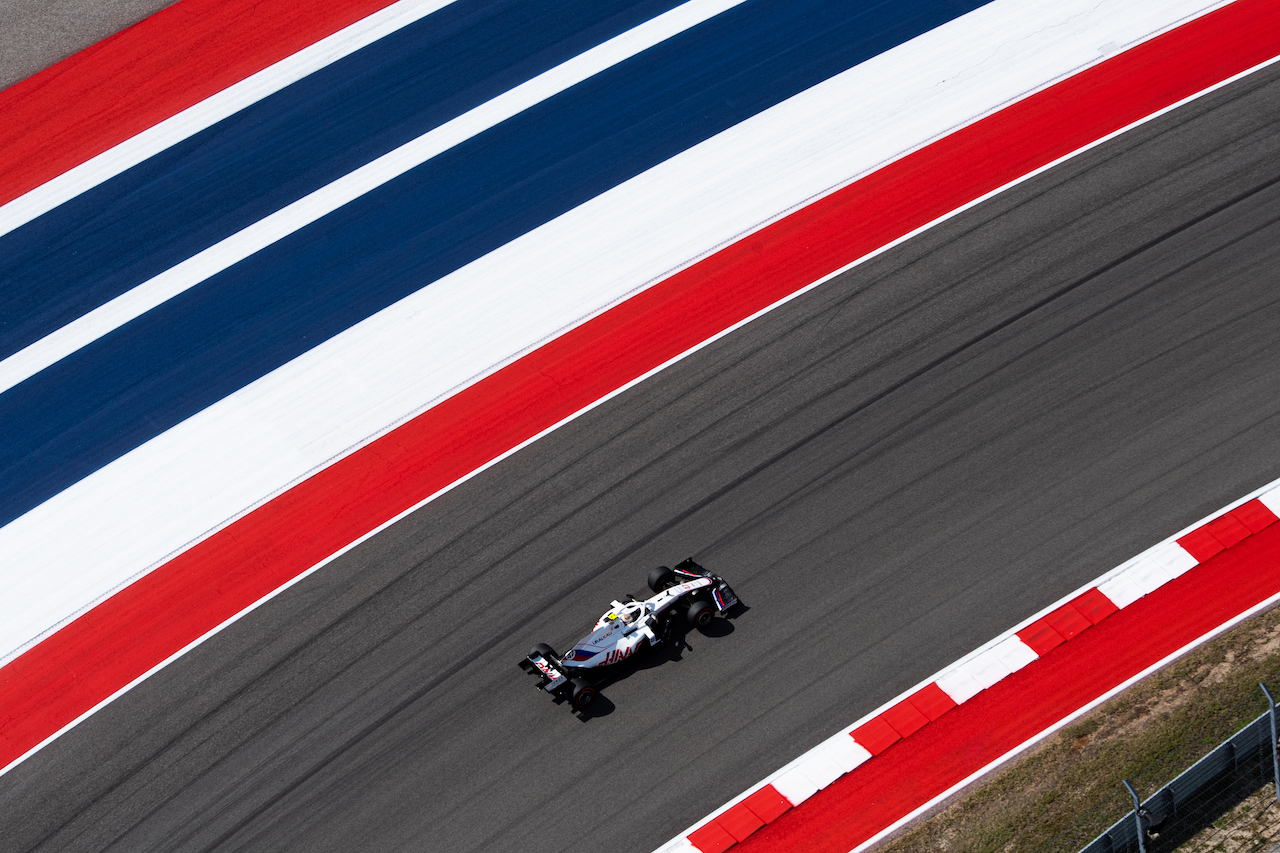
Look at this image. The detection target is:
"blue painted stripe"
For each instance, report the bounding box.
[0,0,688,361]
[0,0,991,528]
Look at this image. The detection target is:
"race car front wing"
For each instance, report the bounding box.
[518,649,568,695]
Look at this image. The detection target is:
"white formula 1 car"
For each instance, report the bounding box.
[518,558,738,710]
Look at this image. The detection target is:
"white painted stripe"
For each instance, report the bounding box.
[0,0,461,240]
[0,0,1236,667]
[0,0,748,396]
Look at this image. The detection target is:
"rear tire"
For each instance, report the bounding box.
[688,600,715,633]
[648,565,677,593]
[531,643,558,661]
[571,678,596,709]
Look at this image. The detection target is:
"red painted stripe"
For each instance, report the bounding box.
[3,0,1279,772]
[0,0,401,207]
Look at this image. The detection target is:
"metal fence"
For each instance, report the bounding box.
[1076,690,1280,853]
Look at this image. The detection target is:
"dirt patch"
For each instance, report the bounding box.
[874,605,1280,853]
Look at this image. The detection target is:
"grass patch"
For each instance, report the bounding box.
[877,606,1280,853]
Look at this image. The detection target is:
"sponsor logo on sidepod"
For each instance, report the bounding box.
[602,647,634,665]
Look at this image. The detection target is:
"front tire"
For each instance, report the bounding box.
[648,565,677,593]
[687,600,715,633]
[571,678,596,709]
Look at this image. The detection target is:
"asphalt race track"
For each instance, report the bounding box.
[5,11,1280,853]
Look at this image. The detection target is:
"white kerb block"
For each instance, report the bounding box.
[1149,541,1198,578]
[1260,487,1280,518]
[961,648,1012,690]
[772,766,820,806]
[989,636,1037,673]
[1124,556,1174,594]
[796,751,845,790]
[817,732,873,773]
[1098,572,1144,608]
[936,666,984,704]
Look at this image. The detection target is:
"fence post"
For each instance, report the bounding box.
[1262,682,1280,803]
[1123,780,1146,853]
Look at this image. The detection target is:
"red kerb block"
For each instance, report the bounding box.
[1018,618,1067,655]
[1178,527,1225,563]
[851,716,901,755]
[715,801,764,843]
[1232,499,1279,534]
[882,699,930,738]
[1070,588,1119,625]
[743,784,792,823]
[689,819,738,853]
[1205,513,1252,549]
[1046,602,1092,640]
[907,682,958,721]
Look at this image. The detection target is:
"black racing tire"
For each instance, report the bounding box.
[531,643,558,662]
[570,678,596,709]
[648,565,677,593]
[687,600,715,633]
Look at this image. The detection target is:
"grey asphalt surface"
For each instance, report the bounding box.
[0,0,177,92]
[5,16,1280,853]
